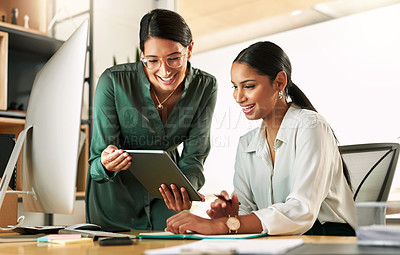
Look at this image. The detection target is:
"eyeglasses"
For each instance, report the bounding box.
[141,48,188,70]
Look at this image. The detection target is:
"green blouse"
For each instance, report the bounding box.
[85,62,217,231]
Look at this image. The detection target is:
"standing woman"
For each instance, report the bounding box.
[86,9,217,231]
[166,41,355,236]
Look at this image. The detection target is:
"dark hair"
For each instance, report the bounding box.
[233,41,316,111]
[233,41,352,189]
[139,9,192,52]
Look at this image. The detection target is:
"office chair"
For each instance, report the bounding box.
[339,143,400,202]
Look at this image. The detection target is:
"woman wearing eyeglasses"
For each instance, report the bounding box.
[86,9,217,231]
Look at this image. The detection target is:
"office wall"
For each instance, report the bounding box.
[53,0,154,113]
[92,0,152,84]
[191,4,400,196]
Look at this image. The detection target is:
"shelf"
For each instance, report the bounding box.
[0,21,46,36]
[0,22,63,58]
[0,0,48,35]
[0,25,64,111]
[0,116,25,125]
[0,112,89,125]
[0,110,26,119]
[75,192,86,199]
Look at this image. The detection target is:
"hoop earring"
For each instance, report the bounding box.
[278,91,283,100]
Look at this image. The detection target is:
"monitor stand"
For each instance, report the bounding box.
[0,125,36,231]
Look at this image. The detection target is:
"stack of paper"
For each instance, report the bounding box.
[145,239,304,255]
[357,225,400,246]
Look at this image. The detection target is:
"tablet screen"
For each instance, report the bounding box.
[125,150,202,201]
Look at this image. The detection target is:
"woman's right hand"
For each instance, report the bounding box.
[206,190,239,219]
[101,145,132,172]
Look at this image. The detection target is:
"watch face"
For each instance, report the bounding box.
[227,216,240,231]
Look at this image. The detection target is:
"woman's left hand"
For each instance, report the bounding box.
[159,184,205,211]
[166,211,221,234]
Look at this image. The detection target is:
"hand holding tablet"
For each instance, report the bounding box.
[159,183,199,211]
[125,150,202,202]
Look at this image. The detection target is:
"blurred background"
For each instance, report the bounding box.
[2,0,399,222]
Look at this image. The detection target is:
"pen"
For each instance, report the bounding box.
[214,194,228,201]
[214,194,241,205]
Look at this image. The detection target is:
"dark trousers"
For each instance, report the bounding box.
[304,220,355,236]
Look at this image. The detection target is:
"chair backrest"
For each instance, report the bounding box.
[339,143,400,202]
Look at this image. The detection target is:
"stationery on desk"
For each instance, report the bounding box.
[0,233,92,244]
[37,234,93,245]
[145,238,304,255]
[37,234,81,242]
[138,231,267,240]
[59,228,136,239]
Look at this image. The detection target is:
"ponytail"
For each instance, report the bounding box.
[286,83,316,112]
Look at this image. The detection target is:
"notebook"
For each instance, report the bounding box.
[138,231,268,240]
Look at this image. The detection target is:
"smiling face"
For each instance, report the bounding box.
[142,37,193,93]
[231,62,287,122]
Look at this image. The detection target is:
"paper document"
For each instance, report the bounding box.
[357,225,400,246]
[145,239,304,255]
[138,231,267,239]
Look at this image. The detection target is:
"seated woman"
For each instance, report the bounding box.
[165,41,356,236]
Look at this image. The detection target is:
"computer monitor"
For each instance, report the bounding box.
[0,20,88,223]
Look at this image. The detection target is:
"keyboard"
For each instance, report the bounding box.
[59,229,136,239]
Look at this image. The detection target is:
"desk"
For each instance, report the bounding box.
[1,231,399,255]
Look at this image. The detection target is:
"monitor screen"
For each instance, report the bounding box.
[3,20,88,215]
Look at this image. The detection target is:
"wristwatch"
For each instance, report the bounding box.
[226,215,240,234]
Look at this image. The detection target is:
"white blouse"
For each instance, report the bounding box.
[233,105,356,235]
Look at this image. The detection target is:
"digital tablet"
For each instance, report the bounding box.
[125,150,202,201]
